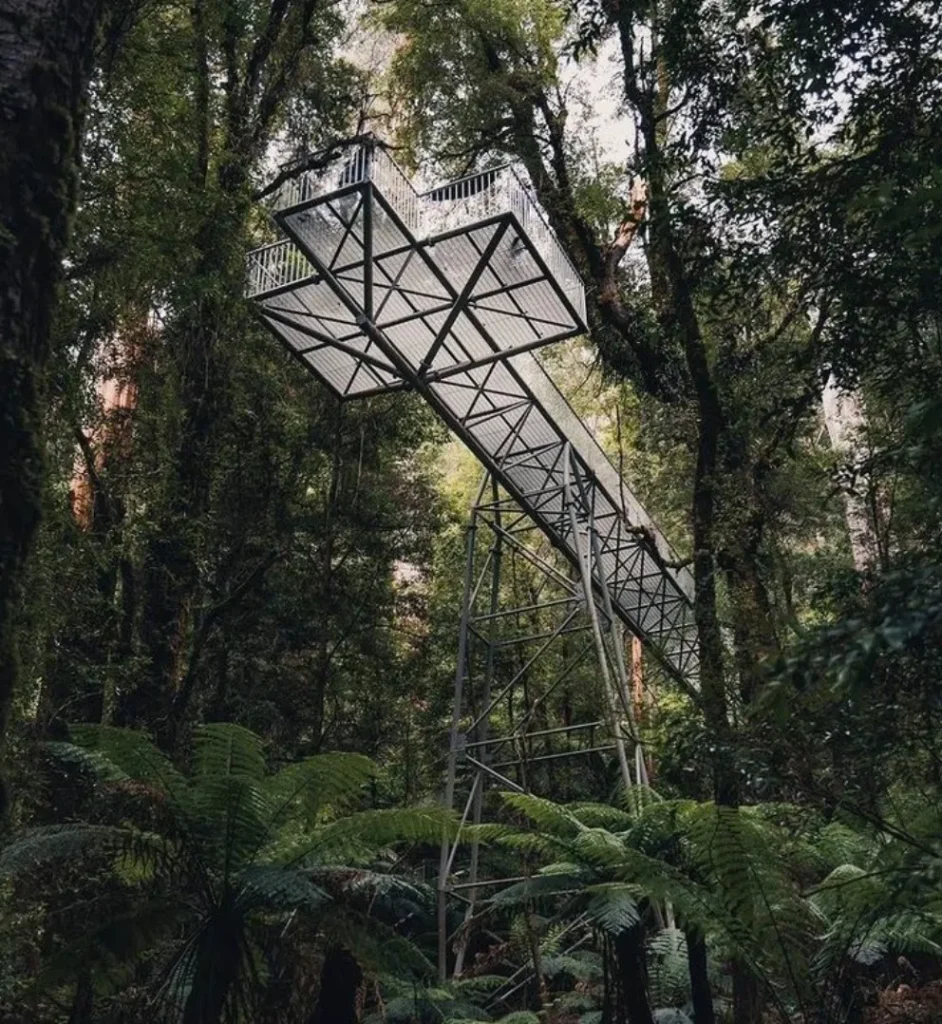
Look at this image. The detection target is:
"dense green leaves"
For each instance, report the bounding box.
[1,724,450,1021]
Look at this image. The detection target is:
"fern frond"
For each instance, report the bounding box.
[30,894,183,996]
[304,807,455,864]
[568,802,635,830]
[236,865,329,913]
[193,722,267,782]
[808,864,881,920]
[584,882,641,934]
[490,870,588,907]
[319,904,434,978]
[269,751,375,824]
[68,724,186,796]
[464,822,512,842]
[648,927,690,1006]
[495,830,577,860]
[0,824,168,876]
[815,821,875,870]
[499,792,581,835]
[451,973,507,992]
[494,1011,541,1023]
[572,827,630,867]
[875,910,942,956]
[42,741,129,783]
[541,949,602,982]
[619,783,663,816]
[187,775,275,877]
[336,868,433,907]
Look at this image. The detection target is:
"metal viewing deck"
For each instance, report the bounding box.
[245,138,698,686]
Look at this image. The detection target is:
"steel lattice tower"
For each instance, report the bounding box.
[245,136,699,984]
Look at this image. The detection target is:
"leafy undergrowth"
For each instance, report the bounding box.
[865,981,942,1024]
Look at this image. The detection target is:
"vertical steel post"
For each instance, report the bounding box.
[454,477,502,977]
[438,473,489,981]
[562,444,634,792]
[362,154,374,321]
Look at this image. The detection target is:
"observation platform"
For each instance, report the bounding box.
[245,140,698,685]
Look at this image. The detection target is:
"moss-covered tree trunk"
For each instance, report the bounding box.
[0,0,105,823]
[129,201,248,749]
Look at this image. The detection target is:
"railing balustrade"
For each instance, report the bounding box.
[246,240,313,298]
[248,142,586,322]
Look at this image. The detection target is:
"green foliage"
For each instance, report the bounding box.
[381,0,564,171]
[647,928,690,1008]
[1,723,450,1022]
[7,0,942,1018]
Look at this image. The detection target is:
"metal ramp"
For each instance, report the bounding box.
[245,138,698,686]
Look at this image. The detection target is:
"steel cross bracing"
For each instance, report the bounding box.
[436,473,654,986]
[245,138,699,687]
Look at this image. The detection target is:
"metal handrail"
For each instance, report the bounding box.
[245,239,314,298]
[257,142,586,321]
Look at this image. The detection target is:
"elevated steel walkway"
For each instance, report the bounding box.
[245,138,698,687]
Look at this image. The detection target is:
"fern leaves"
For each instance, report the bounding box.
[584,882,642,934]
[11,721,441,1020]
[0,824,170,876]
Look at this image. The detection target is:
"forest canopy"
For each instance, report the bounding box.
[1,0,941,1021]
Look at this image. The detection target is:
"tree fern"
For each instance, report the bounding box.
[7,722,445,1023]
[485,789,826,1015]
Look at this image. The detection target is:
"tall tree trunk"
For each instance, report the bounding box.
[821,376,882,572]
[0,0,105,822]
[310,414,343,752]
[718,503,780,707]
[121,188,248,746]
[640,70,760,1024]
[643,170,736,807]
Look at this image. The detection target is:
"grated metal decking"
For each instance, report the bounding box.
[245,139,698,686]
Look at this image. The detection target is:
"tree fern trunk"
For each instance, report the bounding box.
[181,910,243,1024]
[309,946,361,1024]
[0,0,105,824]
[67,968,94,1024]
[614,924,655,1024]
[686,929,715,1024]
[732,964,761,1024]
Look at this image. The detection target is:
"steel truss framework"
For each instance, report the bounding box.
[437,466,656,990]
[245,138,699,687]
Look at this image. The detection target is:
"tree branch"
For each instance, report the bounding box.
[251,133,375,201]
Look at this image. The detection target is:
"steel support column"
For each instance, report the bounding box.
[437,465,649,980]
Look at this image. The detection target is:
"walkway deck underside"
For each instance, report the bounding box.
[246,144,699,686]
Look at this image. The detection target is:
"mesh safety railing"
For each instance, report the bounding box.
[422,167,586,323]
[246,240,314,298]
[250,143,586,322]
